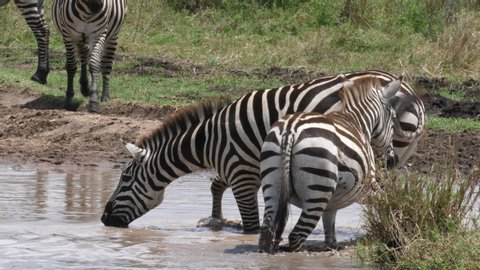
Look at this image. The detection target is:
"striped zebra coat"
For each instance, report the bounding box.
[2,0,50,84]
[258,76,400,253]
[101,70,424,232]
[52,0,127,112]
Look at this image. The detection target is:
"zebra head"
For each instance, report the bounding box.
[101,143,165,228]
[372,76,404,168]
[85,0,104,13]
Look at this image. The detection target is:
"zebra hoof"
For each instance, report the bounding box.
[80,85,90,97]
[31,73,47,85]
[101,95,110,102]
[88,100,100,113]
[65,102,78,112]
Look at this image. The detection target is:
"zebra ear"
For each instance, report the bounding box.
[382,75,403,100]
[125,143,149,162]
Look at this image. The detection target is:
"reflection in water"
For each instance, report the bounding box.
[64,170,118,222]
[0,164,371,269]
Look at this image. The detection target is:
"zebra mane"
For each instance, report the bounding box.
[136,97,232,147]
[339,75,383,109]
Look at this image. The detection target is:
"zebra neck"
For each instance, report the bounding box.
[340,110,374,142]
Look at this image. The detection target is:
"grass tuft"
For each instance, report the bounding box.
[357,151,480,268]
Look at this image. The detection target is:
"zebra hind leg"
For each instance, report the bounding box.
[64,42,78,111]
[101,74,110,102]
[322,210,344,250]
[78,43,90,97]
[287,208,322,252]
[232,185,261,233]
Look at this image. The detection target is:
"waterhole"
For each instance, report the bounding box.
[0,163,371,269]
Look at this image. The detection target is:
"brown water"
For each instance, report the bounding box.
[0,163,371,269]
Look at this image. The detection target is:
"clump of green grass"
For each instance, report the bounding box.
[427,115,480,132]
[357,153,480,268]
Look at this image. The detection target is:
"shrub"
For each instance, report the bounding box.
[358,152,480,267]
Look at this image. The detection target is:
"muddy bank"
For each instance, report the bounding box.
[0,72,479,173]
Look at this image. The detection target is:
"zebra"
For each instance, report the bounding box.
[257,76,401,253]
[101,70,424,232]
[52,0,127,112]
[1,0,50,84]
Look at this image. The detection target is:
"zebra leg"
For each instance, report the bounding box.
[322,210,340,249]
[87,40,105,112]
[100,38,118,102]
[15,0,50,84]
[78,43,90,97]
[210,175,227,219]
[287,208,322,251]
[197,175,228,229]
[64,40,77,111]
[232,182,261,233]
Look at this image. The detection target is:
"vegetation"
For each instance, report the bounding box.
[357,155,480,269]
[427,115,480,132]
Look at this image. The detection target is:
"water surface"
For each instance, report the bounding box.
[0,164,370,269]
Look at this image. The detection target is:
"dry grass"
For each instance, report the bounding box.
[358,151,480,267]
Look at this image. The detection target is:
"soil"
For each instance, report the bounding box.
[0,63,479,175]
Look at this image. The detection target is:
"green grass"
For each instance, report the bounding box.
[427,115,480,132]
[2,0,480,80]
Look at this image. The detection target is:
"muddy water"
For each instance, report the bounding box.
[0,164,371,269]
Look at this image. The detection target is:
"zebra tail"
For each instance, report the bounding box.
[272,133,294,242]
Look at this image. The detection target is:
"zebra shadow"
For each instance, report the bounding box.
[21,95,82,111]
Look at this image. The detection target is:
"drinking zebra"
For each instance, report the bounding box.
[258,76,401,253]
[1,0,50,84]
[101,70,424,232]
[52,0,127,112]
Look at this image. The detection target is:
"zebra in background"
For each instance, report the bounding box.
[52,0,127,112]
[1,0,50,84]
[101,70,424,232]
[258,76,401,253]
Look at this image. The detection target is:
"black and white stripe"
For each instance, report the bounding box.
[258,76,401,253]
[52,0,127,112]
[3,0,50,84]
[101,70,424,232]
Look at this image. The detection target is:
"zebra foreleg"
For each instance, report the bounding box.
[197,176,228,229]
[210,175,227,219]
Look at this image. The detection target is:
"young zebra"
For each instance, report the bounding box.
[101,70,423,232]
[52,0,127,112]
[258,76,401,253]
[2,0,50,84]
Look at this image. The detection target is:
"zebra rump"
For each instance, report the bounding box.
[258,76,401,253]
[52,0,127,112]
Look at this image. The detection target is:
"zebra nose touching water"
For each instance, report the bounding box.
[52,0,127,112]
[101,71,424,237]
[258,76,402,253]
